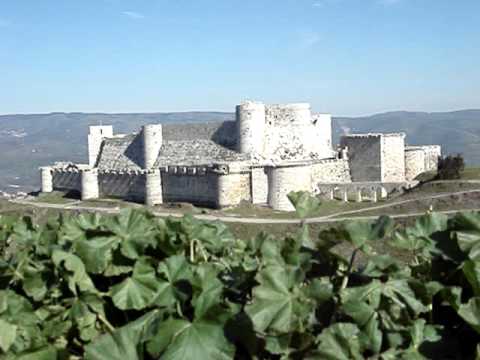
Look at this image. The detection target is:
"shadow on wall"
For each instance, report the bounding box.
[211,121,237,150]
[124,134,144,168]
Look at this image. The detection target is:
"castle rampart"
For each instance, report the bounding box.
[40,100,442,212]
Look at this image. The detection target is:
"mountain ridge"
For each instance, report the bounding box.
[1,109,479,192]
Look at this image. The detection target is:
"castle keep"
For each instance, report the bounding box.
[40,101,441,211]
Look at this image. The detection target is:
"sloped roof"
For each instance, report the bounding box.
[96,132,249,170]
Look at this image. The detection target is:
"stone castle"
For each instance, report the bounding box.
[39,101,441,211]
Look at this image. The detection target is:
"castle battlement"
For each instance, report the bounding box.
[39,100,442,211]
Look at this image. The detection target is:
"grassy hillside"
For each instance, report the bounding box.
[1,109,479,192]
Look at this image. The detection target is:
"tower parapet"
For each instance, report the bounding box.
[142,124,163,169]
[88,126,113,167]
[236,101,266,155]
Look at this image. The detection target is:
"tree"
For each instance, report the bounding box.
[436,153,465,180]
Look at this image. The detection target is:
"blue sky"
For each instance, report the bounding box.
[0,0,479,116]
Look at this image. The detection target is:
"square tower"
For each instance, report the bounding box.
[341,133,406,182]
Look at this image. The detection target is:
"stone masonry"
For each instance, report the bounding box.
[40,100,442,211]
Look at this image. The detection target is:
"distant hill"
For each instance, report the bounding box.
[1,109,479,192]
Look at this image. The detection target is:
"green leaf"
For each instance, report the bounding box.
[111,258,161,310]
[154,255,193,308]
[463,260,480,296]
[344,216,394,250]
[75,236,121,274]
[104,209,157,260]
[147,317,235,360]
[391,213,448,253]
[288,191,321,218]
[15,346,58,360]
[0,318,17,352]
[458,297,480,334]
[192,264,224,319]
[245,265,312,334]
[311,323,363,360]
[85,310,160,360]
[52,250,96,295]
[305,279,333,305]
[451,212,480,261]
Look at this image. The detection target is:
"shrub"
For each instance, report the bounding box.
[437,153,465,180]
[1,207,480,359]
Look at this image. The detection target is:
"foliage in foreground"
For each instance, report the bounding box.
[1,202,480,358]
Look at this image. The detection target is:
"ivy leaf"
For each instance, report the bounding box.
[104,209,157,260]
[245,265,312,334]
[305,279,333,306]
[15,346,58,360]
[22,271,48,301]
[52,250,96,295]
[288,191,321,218]
[185,216,235,254]
[74,236,121,274]
[458,297,480,334]
[61,212,105,243]
[154,255,193,308]
[111,258,160,310]
[147,317,235,360]
[310,323,364,360]
[462,260,480,296]
[451,212,480,261]
[85,310,160,360]
[0,318,17,352]
[192,264,224,319]
[391,213,448,254]
[344,216,394,251]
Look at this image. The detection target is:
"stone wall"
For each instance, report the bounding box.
[340,135,382,181]
[423,145,441,171]
[52,170,82,193]
[381,133,406,182]
[311,158,351,185]
[161,171,218,207]
[251,167,269,204]
[263,104,333,161]
[267,163,312,211]
[98,172,146,202]
[217,172,251,208]
[235,102,333,162]
[405,148,426,181]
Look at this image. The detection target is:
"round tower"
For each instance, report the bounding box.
[267,163,312,211]
[143,124,163,169]
[81,169,99,200]
[236,101,266,155]
[40,167,53,193]
[145,169,163,206]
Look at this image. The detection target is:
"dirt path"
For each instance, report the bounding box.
[11,188,480,224]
